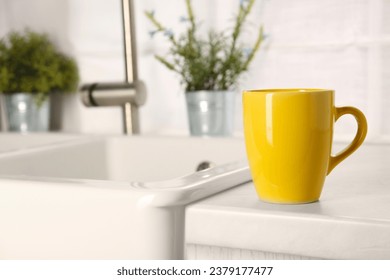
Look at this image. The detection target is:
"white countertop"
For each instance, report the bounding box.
[186,143,390,259]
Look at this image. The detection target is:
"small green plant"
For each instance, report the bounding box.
[0,30,79,106]
[145,0,264,92]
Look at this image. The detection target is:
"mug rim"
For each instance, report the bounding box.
[243,88,333,94]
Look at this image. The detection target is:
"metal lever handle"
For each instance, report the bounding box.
[80,81,146,107]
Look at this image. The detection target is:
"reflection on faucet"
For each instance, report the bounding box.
[80,0,147,135]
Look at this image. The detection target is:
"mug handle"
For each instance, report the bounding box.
[327,106,368,175]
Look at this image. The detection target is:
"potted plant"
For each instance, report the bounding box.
[145,0,264,136]
[0,30,79,132]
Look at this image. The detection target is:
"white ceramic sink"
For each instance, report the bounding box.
[0,135,247,182]
[0,133,81,153]
[0,135,250,259]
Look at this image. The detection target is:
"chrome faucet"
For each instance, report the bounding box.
[80,0,147,134]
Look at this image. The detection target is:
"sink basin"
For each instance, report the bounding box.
[0,135,250,259]
[0,135,246,182]
[0,133,81,153]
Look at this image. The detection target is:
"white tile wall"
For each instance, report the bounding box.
[258,0,368,44]
[383,0,390,35]
[0,1,8,35]
[1,0,389,139]
[381,1,390,136]
[383,47,390,134]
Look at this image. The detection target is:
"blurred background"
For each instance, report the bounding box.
[0,0,388,141]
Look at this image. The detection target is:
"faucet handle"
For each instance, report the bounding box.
[80,80,147,107]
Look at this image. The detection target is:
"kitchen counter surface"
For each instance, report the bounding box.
[186,143,390,259]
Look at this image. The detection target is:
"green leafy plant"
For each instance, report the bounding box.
[145,0,264,92]
[0,30,79,106]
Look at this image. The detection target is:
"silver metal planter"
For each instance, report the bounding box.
[185,90,235,136]
[3,93,50,132]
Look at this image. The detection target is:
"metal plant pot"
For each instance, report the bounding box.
[2,93,50,132]
[185,90,235,136]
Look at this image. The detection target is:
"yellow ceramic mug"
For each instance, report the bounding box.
[243,89,367,204]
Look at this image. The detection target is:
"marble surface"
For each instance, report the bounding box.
[186,143,390,259]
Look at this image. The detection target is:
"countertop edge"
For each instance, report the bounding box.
[186,205,390,259]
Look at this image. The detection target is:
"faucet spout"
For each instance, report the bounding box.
[122,0,138,83]
[80,0,147,135]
